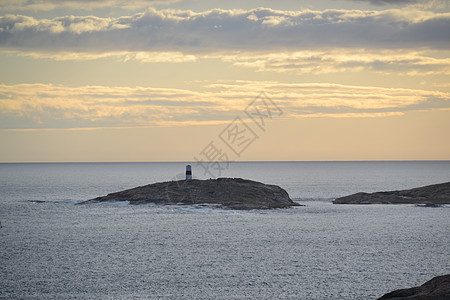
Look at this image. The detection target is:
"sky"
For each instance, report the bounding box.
[0,0,449,162]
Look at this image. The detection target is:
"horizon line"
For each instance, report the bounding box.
[1,160,449,164]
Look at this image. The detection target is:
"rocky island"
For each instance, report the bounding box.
[333,182,450,205]
[377,274,450,300]
[80,178,299,210]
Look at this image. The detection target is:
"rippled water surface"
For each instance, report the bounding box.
[1,162,450,299]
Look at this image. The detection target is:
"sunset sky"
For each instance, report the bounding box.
[1,0,449,162]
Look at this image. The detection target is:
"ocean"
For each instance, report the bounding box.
[1,161,449,299]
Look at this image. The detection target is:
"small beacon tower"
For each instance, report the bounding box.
[186,165,192,180]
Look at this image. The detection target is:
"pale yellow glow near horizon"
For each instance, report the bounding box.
[1,109,449,162]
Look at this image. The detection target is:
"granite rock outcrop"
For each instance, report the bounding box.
[80,178,299,210]
[377,274,450,300]
[333,182,450,205]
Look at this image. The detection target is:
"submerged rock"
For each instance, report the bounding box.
[377,274,450,300]
[333,182,450,205]
[80,178,299,210]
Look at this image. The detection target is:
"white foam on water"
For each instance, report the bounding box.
[91,200,130,206]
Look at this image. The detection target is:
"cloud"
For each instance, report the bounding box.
[0,82,448,130]
[7,50,197,62]
[345,0,449,9]
[344,0,421,5]
[219,50,450,75]
[0,0,180,12]
[5,47,448,76]
[0,7,449,56]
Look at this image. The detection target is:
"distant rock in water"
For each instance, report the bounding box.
[333,182,450,205]
[80,178,300,210]
[377,274,450,300]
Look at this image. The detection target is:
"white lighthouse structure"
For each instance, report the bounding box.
[185,165,192,180]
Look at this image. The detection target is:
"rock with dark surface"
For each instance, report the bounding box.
[80,178,299,210]
[377,274,450,300]
[333,182,450,204]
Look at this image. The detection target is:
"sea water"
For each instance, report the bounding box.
[1,162,449,299]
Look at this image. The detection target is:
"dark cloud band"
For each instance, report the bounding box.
[1,7,449,53]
